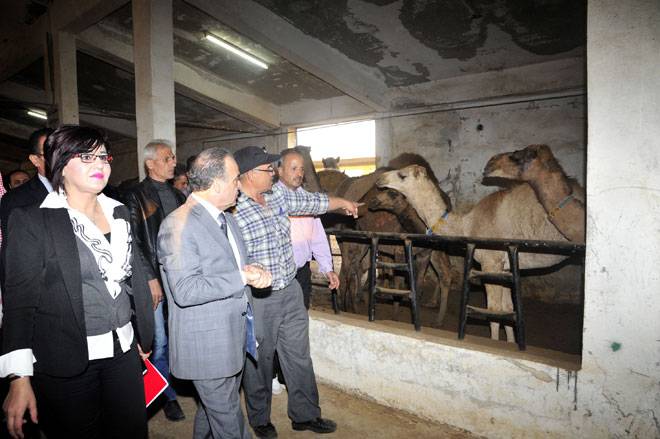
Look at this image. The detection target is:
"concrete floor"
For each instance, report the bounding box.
[148,382,476,439]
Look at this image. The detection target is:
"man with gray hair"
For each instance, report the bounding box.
[125,140,186,421]
[158,147,271,439]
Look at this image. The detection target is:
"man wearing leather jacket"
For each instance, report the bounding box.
[125,140,186,422]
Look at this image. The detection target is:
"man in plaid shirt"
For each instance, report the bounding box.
[232,146,359,438]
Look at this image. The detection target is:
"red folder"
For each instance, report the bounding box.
[143,358,169,407]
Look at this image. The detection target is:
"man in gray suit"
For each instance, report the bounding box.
[158,147,272,439]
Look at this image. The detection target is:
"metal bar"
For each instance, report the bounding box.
[508,245,526,350]
[404,239,421,332]
[368,237,379,322]
[458,243,476,340]
[326,229,585,256]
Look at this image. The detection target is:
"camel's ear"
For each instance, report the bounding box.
[511,146,537,165]
[523,147,539,163]
[534,144,553,158]
[410,165,425,177]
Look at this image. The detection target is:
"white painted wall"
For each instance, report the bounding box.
[310,314,581,438]
[378,95,586,211]
[177,131,288,162]
[309,1,660,437]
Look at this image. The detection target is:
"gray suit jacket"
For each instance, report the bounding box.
[157,197,253,380]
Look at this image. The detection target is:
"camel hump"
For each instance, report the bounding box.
[319,169,349,195]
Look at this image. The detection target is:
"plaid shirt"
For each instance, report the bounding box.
[233,181,329,290]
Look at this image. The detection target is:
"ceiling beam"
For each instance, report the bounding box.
[280,95,374,127]
[49,0,130,34]
[0,118,37,141]
[0,81,137,139]
[0,82,50,107]
[185,0,389,112]
[0,16,46,84]
[0,0,129,84]
[78,25,281,130]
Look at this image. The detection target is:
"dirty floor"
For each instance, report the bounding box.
[148,382,476,439]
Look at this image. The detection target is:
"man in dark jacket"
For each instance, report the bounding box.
[0,128,53,243]
[0,128,53,289]
[124,139,186,421]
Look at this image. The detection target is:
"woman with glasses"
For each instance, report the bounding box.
[0,125,154,439]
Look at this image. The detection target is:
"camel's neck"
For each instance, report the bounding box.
[526,169,573,213]
[430,211,462,236]
[526,168,585,243]
[407,188,449,232]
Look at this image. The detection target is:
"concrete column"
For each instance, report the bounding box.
[580,0,660,436]
[374,117,391,167]
[132,0,176,179]
[52,31,79,125]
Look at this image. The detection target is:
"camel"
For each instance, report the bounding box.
[483,144,585,243]
[328,157,452,325]
[322,156,341,169]
[369,188,453,324]
[377,164,572,342]
[294,147,452,325]
[318,169,348,195]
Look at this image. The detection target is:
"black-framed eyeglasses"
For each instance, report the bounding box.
[74,153,113,164]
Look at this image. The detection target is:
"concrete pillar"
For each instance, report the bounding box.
[580,0,660,436]
[132,0,176,180]
[374,117,391,167]
[52,31,79,125]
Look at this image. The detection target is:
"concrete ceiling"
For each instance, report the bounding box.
[0,0,585,161]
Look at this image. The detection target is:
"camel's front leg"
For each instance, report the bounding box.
[500,284,515,342]
[430,251,452,326]
[483,283,515,342]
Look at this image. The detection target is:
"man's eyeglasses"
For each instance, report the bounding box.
[254,166,274,174]
[74,153,113,164]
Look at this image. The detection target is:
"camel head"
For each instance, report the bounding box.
[483,144,561,181]
[377,165,449,228]
[377,164,427,192]
[322,157,340,169]
[369,189,408,215]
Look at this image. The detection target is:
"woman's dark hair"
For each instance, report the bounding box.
[44,125,109,192]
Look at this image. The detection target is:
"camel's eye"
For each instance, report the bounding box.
[397,171,406,180]
[511,150,525,163]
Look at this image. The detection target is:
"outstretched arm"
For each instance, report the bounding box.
[327,196,361,218]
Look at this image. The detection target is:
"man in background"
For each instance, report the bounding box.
[277,148,339,309]
[0,128,53,288]
[171,163,189,196]
[125,140,186,422]
[0,128,53,241]
[5,170,30,190]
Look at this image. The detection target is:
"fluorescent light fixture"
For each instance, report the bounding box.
[203,33,268,70]
[27,109,48,120]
